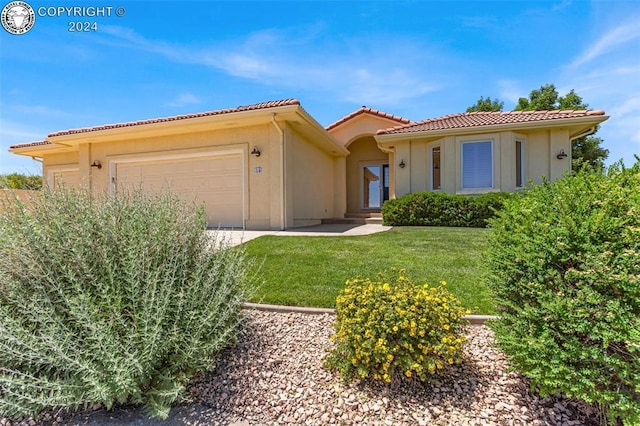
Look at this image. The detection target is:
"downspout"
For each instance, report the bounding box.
[271,113,286,230]
[567,126,596,166]
[570,126,596,142]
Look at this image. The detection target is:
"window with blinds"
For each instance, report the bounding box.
[461,140,493,189]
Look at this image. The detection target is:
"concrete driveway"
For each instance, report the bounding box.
[209,223,392,246]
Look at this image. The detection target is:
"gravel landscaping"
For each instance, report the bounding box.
[2,310,601,426]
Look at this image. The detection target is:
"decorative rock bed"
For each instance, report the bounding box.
[2,310,599,425]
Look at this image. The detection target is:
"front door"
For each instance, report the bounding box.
[362,163,389,210]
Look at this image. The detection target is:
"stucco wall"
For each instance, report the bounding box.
[392,129,572,197]
[41,121,344,230]
[345,136,389,213]
[289,127,335,225]
[329,114,406,147]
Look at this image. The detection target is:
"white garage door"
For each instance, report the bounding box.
[115,154,244,228]
[50,169,80,188]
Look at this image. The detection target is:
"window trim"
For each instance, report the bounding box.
[430,145,441,191]
[515,139,526,188]
[460,140,494,190]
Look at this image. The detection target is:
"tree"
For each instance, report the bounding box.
[469,84,608,171]
[466,96,504,112]
[516,84,608,171]
[0,173,43,190]
[515,84,561,111]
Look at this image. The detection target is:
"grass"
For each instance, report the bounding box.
[243,226,494,314]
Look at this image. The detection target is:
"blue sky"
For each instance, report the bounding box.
[1,0,639,174]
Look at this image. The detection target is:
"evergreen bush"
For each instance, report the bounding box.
[486,162,640,424]
[382,191,509,227]
[325,269,469,383]
[0,186,254,419]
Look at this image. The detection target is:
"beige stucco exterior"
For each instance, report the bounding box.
[386,129,571,196]
[376,118,607,197]
[328,113,406,215]
[9,101,609,229]
[12,103,349,230]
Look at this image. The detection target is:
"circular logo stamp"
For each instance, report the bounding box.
[2,1,35,35]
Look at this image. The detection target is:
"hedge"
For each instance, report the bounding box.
[486,161,640,424]
[382,191,511,228]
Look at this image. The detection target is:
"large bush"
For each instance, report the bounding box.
[325,269,469,382]
[0,187,254,419]
[486,162,640,424]
[0,173,42,190]
[382,191,510,227]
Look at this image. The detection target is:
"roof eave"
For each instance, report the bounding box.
[376,115,610,143]
[47,104,304,145]
[284,107,350,156]
[326,110,412,133]
[9,142,69,157]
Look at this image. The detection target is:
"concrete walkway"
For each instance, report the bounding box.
[209,223,392,246]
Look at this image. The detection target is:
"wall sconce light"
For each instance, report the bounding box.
[399,159,406,168]
[556,149,568,160]
[251,146,261,157]
[90,160,102,169]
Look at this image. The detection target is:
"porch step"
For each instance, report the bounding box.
[322,212,384,226]
[344,212,382,219]
[321,217,366,225]
[365,217,384,225]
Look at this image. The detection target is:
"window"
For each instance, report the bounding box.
[461,140,493,189]
[515,140,525,188]
[431,146,441,190]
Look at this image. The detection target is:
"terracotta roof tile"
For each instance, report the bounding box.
[9,140,52,150]
[326,106,413,131]
[377,109,606,135]
[46,99,301,138]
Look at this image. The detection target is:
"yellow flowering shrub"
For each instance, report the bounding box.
[325,269,469,382]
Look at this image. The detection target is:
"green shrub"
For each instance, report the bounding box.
[325,269,469,382]
[0,173,42,190]
[382,191,510,227]
[486,162,640,425]
[0,186,254,419]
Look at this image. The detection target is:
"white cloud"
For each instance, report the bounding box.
[553,14,640,165]
[568,17,640,68]
[11,104,71,118]
[167,93,201,108]
[0,118,45,141]
[100,25,449,106]
[497,80,526,106]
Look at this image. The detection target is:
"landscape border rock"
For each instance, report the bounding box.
[243,302,496,325]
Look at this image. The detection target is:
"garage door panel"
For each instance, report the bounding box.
[52,170,80,188]
[116,154,244,228]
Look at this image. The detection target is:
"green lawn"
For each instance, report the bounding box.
[243,227,494,314]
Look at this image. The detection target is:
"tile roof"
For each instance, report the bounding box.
[49,98,300,137]
[9,140,52,149]
[377,109,607,135]
[74,99,302,137]
[10,99,300,150]
[326,106,413,131]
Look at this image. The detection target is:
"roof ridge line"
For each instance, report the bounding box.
[46,98,301,138]
[326,106,412,131]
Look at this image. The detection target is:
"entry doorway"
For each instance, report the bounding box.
[362,163,389,210]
